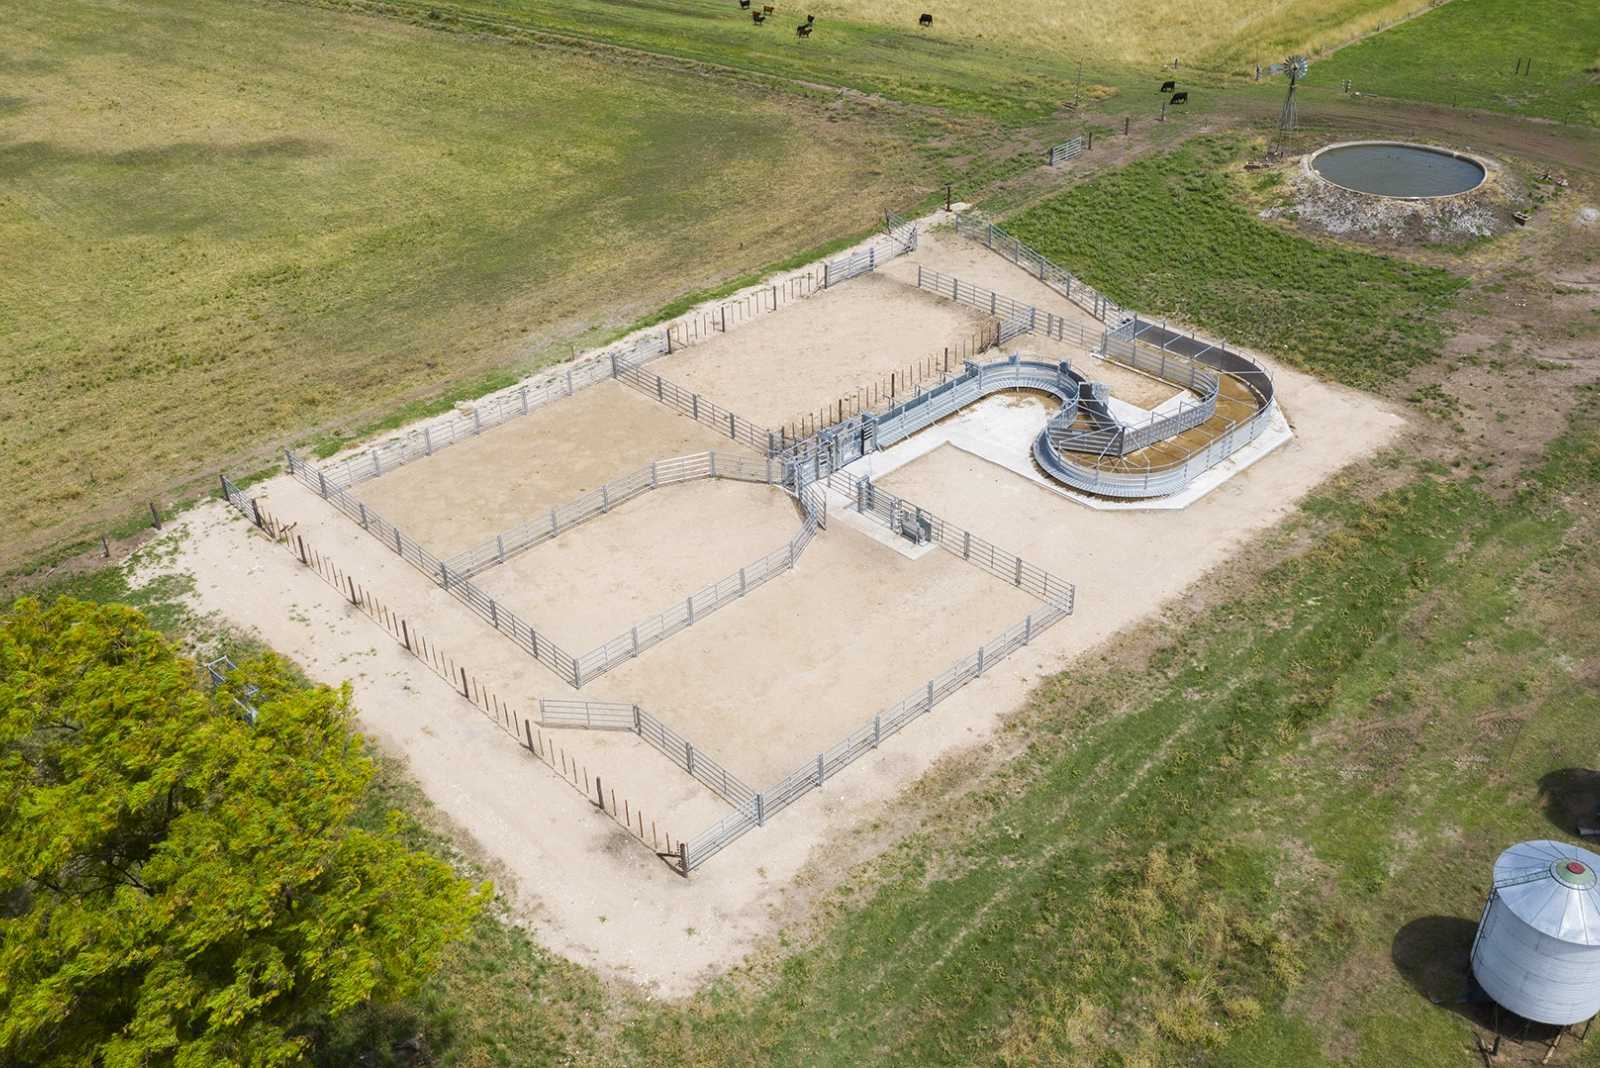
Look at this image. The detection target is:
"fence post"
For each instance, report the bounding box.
[927,679,935,709]
[520,386,529,414]
[977,646,986,676]
[423,427,432,455]
[739,567,747,596]
[868,246,875,271]
[394,528,403,554]
[692,394,699,420]
[631,626,639,655]
[251,498,264,529]
[686,741,695,777]
[873,713,881,748]
[601,485,609,513]
[728,412,736,439]
[401,618,411,652]
[823,261,830,288]
[633,704,641,733]
[756,793,765,826]
[490,600,498,628]
[439,561,449,587]
[1024,615,1033,644]
[358,502,368,529]
[459,666,469,698]
[687,596,695,625]
[566,369,574,395]
[963,530,971,560]
[1014,557,1023,587]
[472,407,482,433]
[816,753,824,787]
[317,471,327,498]
[496,534,505,561]
[709,452,717,478]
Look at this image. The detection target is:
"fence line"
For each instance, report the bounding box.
[443,450,780,578]
[571,478,826,686]
[611,356,779,455]
[282,450,584,686]
[680,475,1076,870]
[778,322,1002,443]
[216,476,690,873]
[914,265,1104,352]
[537,699,757,812]
[953,213,1136,326]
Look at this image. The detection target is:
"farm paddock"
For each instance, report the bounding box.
[178,208,1403,989]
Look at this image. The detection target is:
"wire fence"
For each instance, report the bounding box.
[216,476,691,873]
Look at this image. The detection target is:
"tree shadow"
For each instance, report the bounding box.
[1538,768,1600,838]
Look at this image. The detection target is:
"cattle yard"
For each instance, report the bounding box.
[209,205,1398,909]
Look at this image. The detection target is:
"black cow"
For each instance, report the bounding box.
[739,0,750,8]
[919,12,933,25]
[1169,91,1189,104]
[1159,79,1175,93]
[752,10,765,23]
[796,21,813,36]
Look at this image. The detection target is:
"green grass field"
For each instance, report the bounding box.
[0,0,958,573]
[324,0,1431,94]
[1004,137,1468,388]
[1314,0,1600,125]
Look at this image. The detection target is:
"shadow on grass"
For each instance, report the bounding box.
[1538,768,1600,839]
[1390,914,1489,1026]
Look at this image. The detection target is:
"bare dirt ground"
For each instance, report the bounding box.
[887,224,1190,410]
[474,479,802,650]
[151,222,1407,996]
[884,224,1109,342]
[649,271,991,427]
[592,520,1042,785]
[352,381,740,557]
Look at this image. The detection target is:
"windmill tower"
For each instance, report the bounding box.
[1272,55,1309,157]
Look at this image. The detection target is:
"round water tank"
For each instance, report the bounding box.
[1471,840,1600,1026]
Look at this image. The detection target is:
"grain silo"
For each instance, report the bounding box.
[1471,840,1600,1028]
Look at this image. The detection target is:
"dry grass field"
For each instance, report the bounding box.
[0,0,930,573]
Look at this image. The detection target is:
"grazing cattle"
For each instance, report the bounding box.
[806,13,814,22]
[752,9,765,22]
[1159,79,1175,93]
[1169,91,1189,104]
[796,21,812,36]
[919,12,933,25]
[739,0,750,7]
[763,4,774,12]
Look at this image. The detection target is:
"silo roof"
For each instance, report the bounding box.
[1493,840,1600,946]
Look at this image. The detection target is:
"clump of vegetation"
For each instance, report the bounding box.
[1005,137,1468,388]
[0,598,487,1066]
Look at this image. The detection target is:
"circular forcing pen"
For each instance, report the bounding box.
[1308,141,1488,198]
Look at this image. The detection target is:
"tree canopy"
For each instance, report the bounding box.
[0,597,485,1067]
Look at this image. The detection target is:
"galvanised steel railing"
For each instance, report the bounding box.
[443,451,780,579]
[535,699,757,811]
[283,449,582,685]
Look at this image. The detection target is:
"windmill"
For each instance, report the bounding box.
[1271,55,1309,157]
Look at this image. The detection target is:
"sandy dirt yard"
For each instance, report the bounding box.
[475,479,803,650]
[593,520,1043,785]
[649,271,991,427]
[354,381,740,558]
[154,214,1407,996]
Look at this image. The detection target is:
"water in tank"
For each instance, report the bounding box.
[1471,840,1600,1026]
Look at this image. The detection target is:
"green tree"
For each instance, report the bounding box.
[0,597,486,1067]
